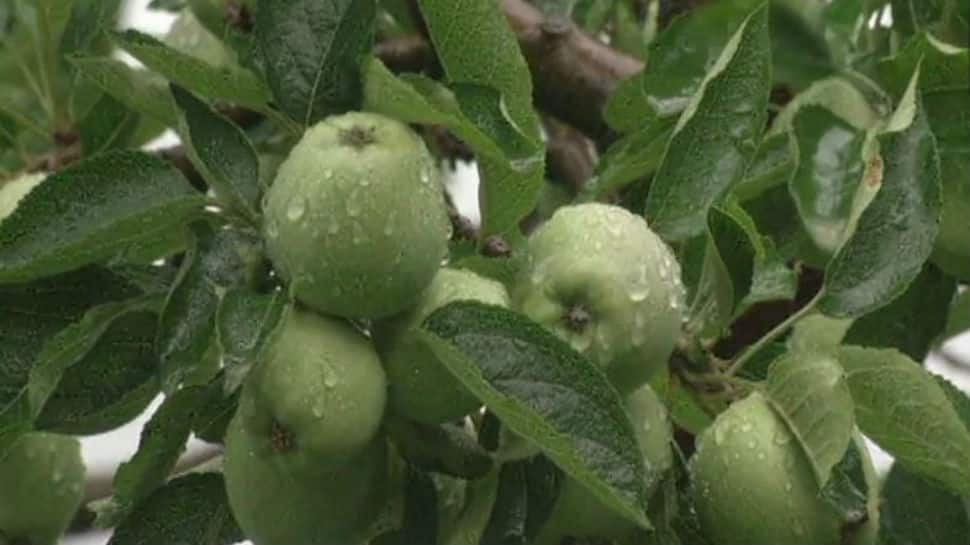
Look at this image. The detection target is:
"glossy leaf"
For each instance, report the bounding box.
[644,4,771,242]
[171,85,261,222]
[97,386,207,527]
[879,34,970,281]
[839,346,970,496]
[156,223,262,392]
[80,93,139,155]
[0,151,202,282]
[765,350,855,486]
[879,463,970,545]
[36,310,160,435]
[844,263,956,360]
[788,105,872,255]
[417,0,544,238]
[820,71,942,318]
[605,0,763,133]
[108,473,244,545]
[216,288,286,394]
[114,29,270,110]
[71,56,178,126]
[256,0,376,125]
[418,302,652,529]
[0,294,158,454]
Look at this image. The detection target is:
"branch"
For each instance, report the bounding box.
[502,0,643,144]
[382,0,644,145]
[543,116,597,194]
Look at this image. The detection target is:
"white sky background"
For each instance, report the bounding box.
[66,1,966,543]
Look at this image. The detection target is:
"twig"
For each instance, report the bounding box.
[543,116,597,194]
[725,291,824,377]
[501,0,643,145]
[389,0,643,146]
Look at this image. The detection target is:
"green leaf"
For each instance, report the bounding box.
[387,416,493,479]
[417,0,544,237]
[820,69,942,318]
[114,29,270,110]
[879,463,970,545]
[685,204,762,340]
[190,371,238,444]
[0,151,203,283]
[216,288,286,394]
[36,310,160,435]
[362,58,506,159]
[97,386,206,528]
[171,85,261,222]
[256,0,376,125]
[481,460,530,545]
[80,93,139,155]
[644,4,772,242]
[843,263,956,360]
[60,0,123,57]
[944,290,970,340]
[604,0,763,133]
[838,346,970,496]
[373,465,439,545]
[879,34,970,281]
[440,468,500,545]
[764,350,855,486]
[0,267,146,419]
[649,373,713,436]
[418,302,652,530]
[0,295,159,455]
[788,105,874,255]
[70,55,178,126]
[769,0,836,90]
[578,118,676,202]
[891,0,967,46]
[157,223,262,392]
[935,374,970,434]
[771,77,881,133]
[819,438,871,525]
[733,130,796,201]
[108,473,244,545]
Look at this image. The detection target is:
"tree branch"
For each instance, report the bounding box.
[501,0,643,144]
[382,0,644,145]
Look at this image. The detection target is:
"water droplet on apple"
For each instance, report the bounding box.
[286,196,306,221]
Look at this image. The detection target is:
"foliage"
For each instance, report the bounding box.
[0,1,968,544]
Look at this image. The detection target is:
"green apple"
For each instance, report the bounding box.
[535,384,673,545]
[0,433,85,545]
[690,392,878,545]
[224,416,388,545]
[0,172,45,220]
[375,267,509,424]
[233,306,387,470]
[513,203,685,392]
[263,112,451,319]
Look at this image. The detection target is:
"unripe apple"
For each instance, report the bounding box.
[223,416,388,545]
[232,306,387,470]
[535,384,673,545]
[513,203,685,392]
[690,392,878,545]
[263,112,451,319]
[0,433,86,545]
[375,267,510,424]
[0,171,45,220]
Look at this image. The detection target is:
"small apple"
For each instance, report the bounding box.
[513,203,685,392]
